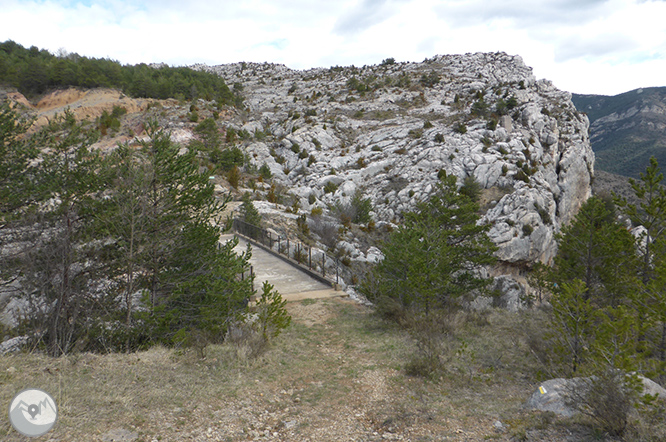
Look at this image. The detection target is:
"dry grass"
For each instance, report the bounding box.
[1,299,594,441]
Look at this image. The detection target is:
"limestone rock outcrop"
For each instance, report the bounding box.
[194,52,594,297]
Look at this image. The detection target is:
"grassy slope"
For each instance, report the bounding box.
[1,298,571,441]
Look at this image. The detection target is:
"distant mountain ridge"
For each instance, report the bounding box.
[572,87,666,178]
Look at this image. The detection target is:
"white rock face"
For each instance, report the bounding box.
[194,52,594,298]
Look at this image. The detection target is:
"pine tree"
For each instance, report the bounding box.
[615,156,666,285]
[363,174,497,315]
[16,111,107,356]
[240,192,262,227]
[550,279,595,375]
[614,157,666,366]
[0,102,37,216]
[255,281,291,341]
[553,196,638,307]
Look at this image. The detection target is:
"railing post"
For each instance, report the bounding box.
[278,236,281,254]
[287,238,290,258]
[322,253,325,277]
[336,258,339,284]
[309,246,311,269]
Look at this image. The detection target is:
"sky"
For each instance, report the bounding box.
[1,0,665,96]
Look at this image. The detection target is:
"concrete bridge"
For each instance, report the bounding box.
[220,234,346,302]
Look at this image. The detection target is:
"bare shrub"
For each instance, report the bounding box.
[565,371,639,437]
[225,317,268,360]
[403,309,458,378]
[309,215,339,249]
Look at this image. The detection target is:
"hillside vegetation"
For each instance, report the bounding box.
[2,46,666,441]
[573,87,666,178]
[0,40,242,106]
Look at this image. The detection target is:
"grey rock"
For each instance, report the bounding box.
[638,375,666,399]
[0,336,28,354]
[101,428,138,442]
[499,115,513,133]
[493,420,506,433]
[524,378,588,417]
[525,375,666,417]
[191,52,594,301]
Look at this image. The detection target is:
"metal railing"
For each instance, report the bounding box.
[231,218,341,286]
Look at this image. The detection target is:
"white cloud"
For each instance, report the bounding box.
[0,0,664,94]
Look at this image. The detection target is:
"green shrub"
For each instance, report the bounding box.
[324,181,338,194]
[454,123,467,134]
[514,169,529,183]
[565,371,640,437]
[471,98,488,117]
[259,163,272,180]
[535,203,552,225]
[419,70,440,87]
[522,224,533,236]
[459,176,482,203]
[212,146,244,171]
[434,133,445,143]
[240,192,262,226]
[352,191,373,223]
[255,281,291,341]
[225,127,237,143]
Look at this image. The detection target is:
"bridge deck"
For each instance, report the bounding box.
[221,235,345,302]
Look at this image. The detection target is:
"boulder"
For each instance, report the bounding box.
[525,376,666,417]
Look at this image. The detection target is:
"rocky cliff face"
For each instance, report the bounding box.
[195,52,593,295]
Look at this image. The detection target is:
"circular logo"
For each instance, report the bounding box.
[8,388,58,437]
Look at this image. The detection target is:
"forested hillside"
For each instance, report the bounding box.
[573,87,666,178]
[0,40,242,106]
